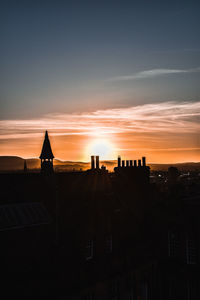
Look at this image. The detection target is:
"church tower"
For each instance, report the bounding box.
[40,131,54,174]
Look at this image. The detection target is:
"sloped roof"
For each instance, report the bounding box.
[39,131,54,159]
[0,202,50,231]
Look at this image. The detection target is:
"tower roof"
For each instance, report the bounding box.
[39,131,54,159]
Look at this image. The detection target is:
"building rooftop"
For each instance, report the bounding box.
[0,202,50,231]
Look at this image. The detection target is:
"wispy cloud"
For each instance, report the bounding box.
[0,101,200,140]
[0,101,200,161]
[107,67,200,81]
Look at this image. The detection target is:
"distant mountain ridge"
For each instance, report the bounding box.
[0,156,200,172]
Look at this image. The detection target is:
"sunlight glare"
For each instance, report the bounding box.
[85,139,116,160]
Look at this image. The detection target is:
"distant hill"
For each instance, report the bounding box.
[0,156,199,172]
[149,163,200,172]
[0,156,40,171]
[0,156,25,171]
[0,156,116,172]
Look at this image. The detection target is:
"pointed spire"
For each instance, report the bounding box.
[40,131,54,159]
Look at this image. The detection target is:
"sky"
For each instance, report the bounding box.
[0,0,200,163]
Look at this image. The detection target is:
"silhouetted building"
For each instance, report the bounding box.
[40,131,54,174]
[114,156,150,184]
[101,165,108,173]
[168,166,179,184]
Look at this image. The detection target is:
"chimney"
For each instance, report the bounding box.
[126,160,130,167]
[134,160,137,167]
[118,156,121,168]
[91,156,95,169]
[138,159,141,167]
[130,160,133,167]
[142,156,146,167]
[96,156,100,169]
[122,160,125,167]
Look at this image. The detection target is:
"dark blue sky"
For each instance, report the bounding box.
[1,0,200,119]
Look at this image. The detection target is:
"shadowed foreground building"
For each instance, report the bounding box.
[0,131,200,300]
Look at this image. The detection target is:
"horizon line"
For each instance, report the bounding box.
[0,155,200,165]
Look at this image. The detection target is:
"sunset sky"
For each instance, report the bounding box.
[1,0,200,163]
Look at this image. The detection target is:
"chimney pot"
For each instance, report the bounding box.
[96,156,100,169]
[91,156,95,169]
[142,156,146,167]
[118,156,121,168]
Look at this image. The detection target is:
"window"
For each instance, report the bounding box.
[141,282,148,300]
[109,278,120,300]
[168,231,180,257]
[168,278,177,299]
[187,280,197,300]
[127,288,135,300]
[105,235,112,253]
[127,273,136,300]
[85,239,94,260]
[82,293,94,300]
[186,234,197,264]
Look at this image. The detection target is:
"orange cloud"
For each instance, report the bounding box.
[0,101,200,163]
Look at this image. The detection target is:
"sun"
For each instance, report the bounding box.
[85,139,116,160]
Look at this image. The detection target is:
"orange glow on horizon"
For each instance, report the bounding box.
[0,101,200,164]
